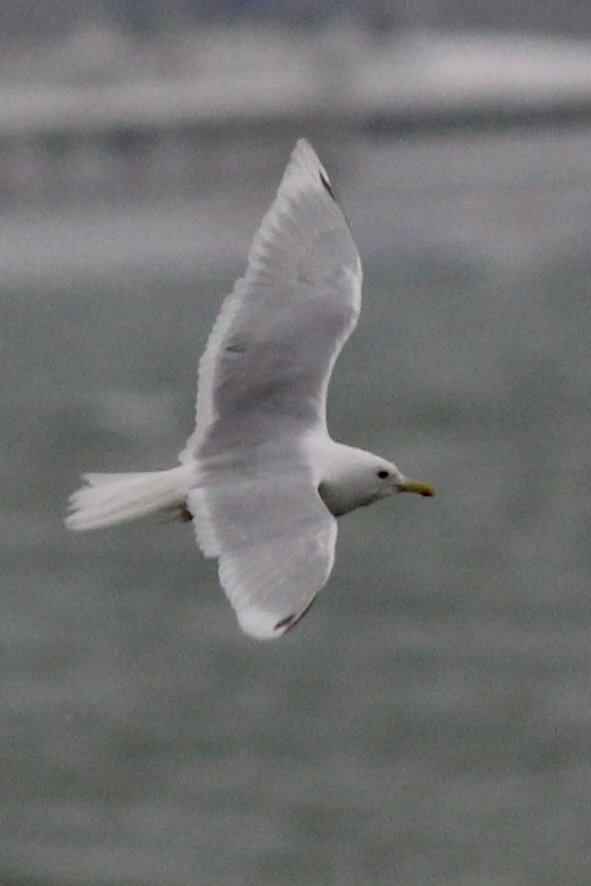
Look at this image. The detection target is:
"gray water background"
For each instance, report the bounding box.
[2,126,591,885]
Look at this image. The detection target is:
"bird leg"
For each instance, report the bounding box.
[162,505,193,523]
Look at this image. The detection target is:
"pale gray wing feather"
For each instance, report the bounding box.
[187,447,337,639]
[180,139,362,463]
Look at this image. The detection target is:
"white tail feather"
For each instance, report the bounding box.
[65,464,195,531]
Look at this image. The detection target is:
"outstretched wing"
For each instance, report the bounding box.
[188,446,337,640]
[180,139,362,462]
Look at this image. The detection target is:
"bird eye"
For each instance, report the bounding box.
[377,469,390,479]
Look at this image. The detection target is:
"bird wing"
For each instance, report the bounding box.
[187,443,337,639]
[180,138,362,463]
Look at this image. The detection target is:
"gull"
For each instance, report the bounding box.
[66,139,434,640]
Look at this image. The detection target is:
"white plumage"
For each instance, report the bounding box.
[66,139,433,640]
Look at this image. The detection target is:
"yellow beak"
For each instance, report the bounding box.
[397,479,435,497]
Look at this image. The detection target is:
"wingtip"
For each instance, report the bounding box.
[288,138,339,205]
[292,137,316,159]
[235,595,317,641]
[288,138,328,183]
[236,606,281,641]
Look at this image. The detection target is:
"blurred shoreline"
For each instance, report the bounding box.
[2,123,591,288]
[1,27,591,204]
[5,26,591,133]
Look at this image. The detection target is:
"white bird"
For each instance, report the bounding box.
[66,139,433,640]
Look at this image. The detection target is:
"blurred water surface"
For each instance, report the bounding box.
[2,126,591,885]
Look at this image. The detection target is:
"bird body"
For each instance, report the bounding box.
[66,139,433,639]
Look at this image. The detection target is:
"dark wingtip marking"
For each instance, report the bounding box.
[275,613,296,631]
[319,170,337,202]
[225,340,246,355]
[274,597,316,634]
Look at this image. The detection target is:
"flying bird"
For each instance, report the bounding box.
[66,139,433,639]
